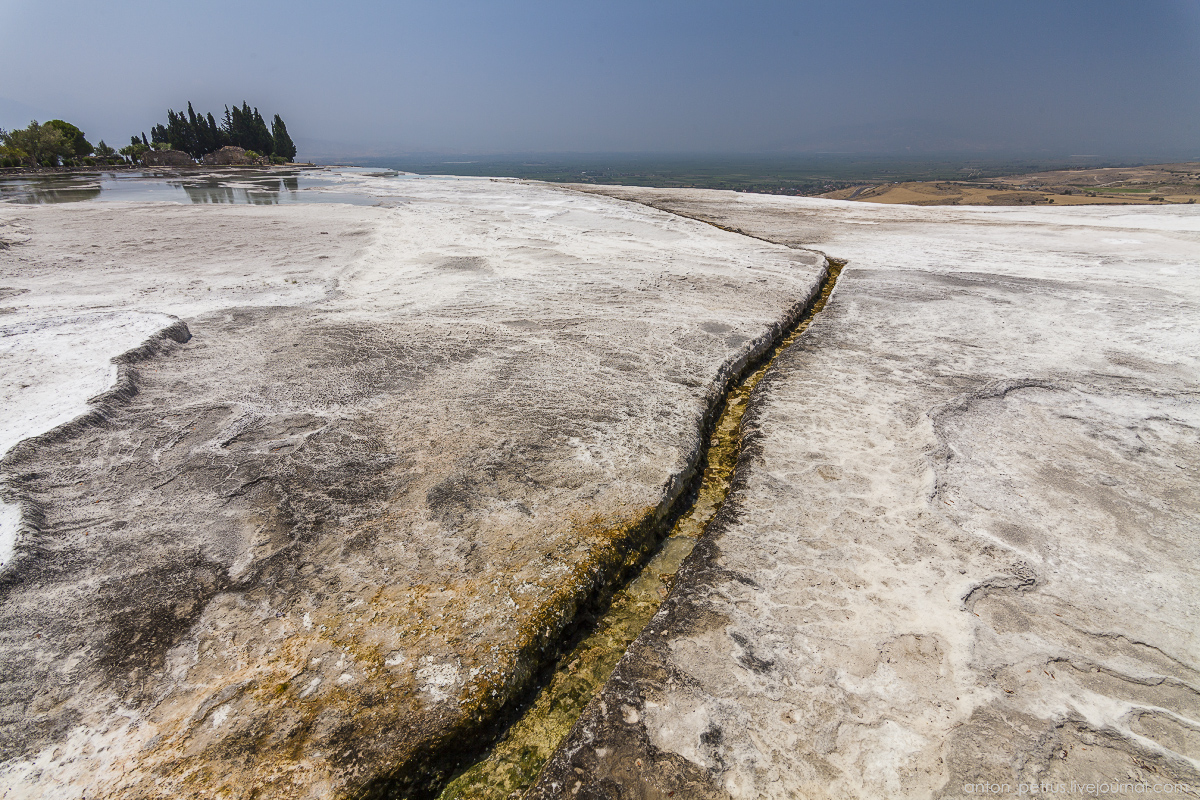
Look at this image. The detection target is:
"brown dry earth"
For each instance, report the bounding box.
[823,162,1200,207]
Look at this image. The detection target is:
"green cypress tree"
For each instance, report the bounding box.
[271,115,297,162]
[186,102,212,157]
[164,109,191,152]
[186,103,199,156]
[140,102,297,160]
[207,112,226,150]
[239,102,254,149]
[252,108,274,156]
[227,105,241,148]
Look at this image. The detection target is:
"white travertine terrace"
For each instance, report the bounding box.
[533,189,1200,799]
[3,174,1198,799]
[0,176,825,799]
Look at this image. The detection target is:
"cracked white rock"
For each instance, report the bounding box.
[0,176,825,799]
[532,188,1200,799]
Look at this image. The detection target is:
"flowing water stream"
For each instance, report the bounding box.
[434,258,845,800]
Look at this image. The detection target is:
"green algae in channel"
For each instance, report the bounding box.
[436,258,845,800]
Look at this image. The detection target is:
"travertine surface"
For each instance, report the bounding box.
[535,188,1200,798]
[0,178,825,799]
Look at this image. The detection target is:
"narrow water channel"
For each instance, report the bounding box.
[435,258,845,800]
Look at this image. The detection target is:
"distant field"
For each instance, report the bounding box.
[361,154,1131,196]
[821,162,1200,206]
[340,154,1200,207]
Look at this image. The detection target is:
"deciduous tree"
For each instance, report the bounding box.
[120,139,149,164]
[44,120,93,156]
[1,121,73,166]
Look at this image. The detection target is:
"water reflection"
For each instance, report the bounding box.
[181,183,283,205]
[1,185,103,204]
[0,176,106,204]
[178,172,305,204]
[0,169,383,206]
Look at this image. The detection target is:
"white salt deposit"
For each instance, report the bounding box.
[0,502,18,567]
[0,172,827,798]
[534,185,1200,798]
[0,311,179,563]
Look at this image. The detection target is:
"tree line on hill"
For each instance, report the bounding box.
[0,102,296,168]
[0,120,107,168]
[132,102,296,162]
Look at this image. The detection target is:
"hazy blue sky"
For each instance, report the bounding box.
[1,0,1197,159]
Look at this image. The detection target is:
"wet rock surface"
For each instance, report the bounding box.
[0,180,825,798]
[535,189,1200,798]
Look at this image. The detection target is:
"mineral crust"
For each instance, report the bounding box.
[0,179,824,798]
[534,188,1200,799]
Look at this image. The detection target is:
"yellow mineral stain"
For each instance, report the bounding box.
[435,258,844,799]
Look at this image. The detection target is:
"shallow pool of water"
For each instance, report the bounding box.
[0,167,402,206]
